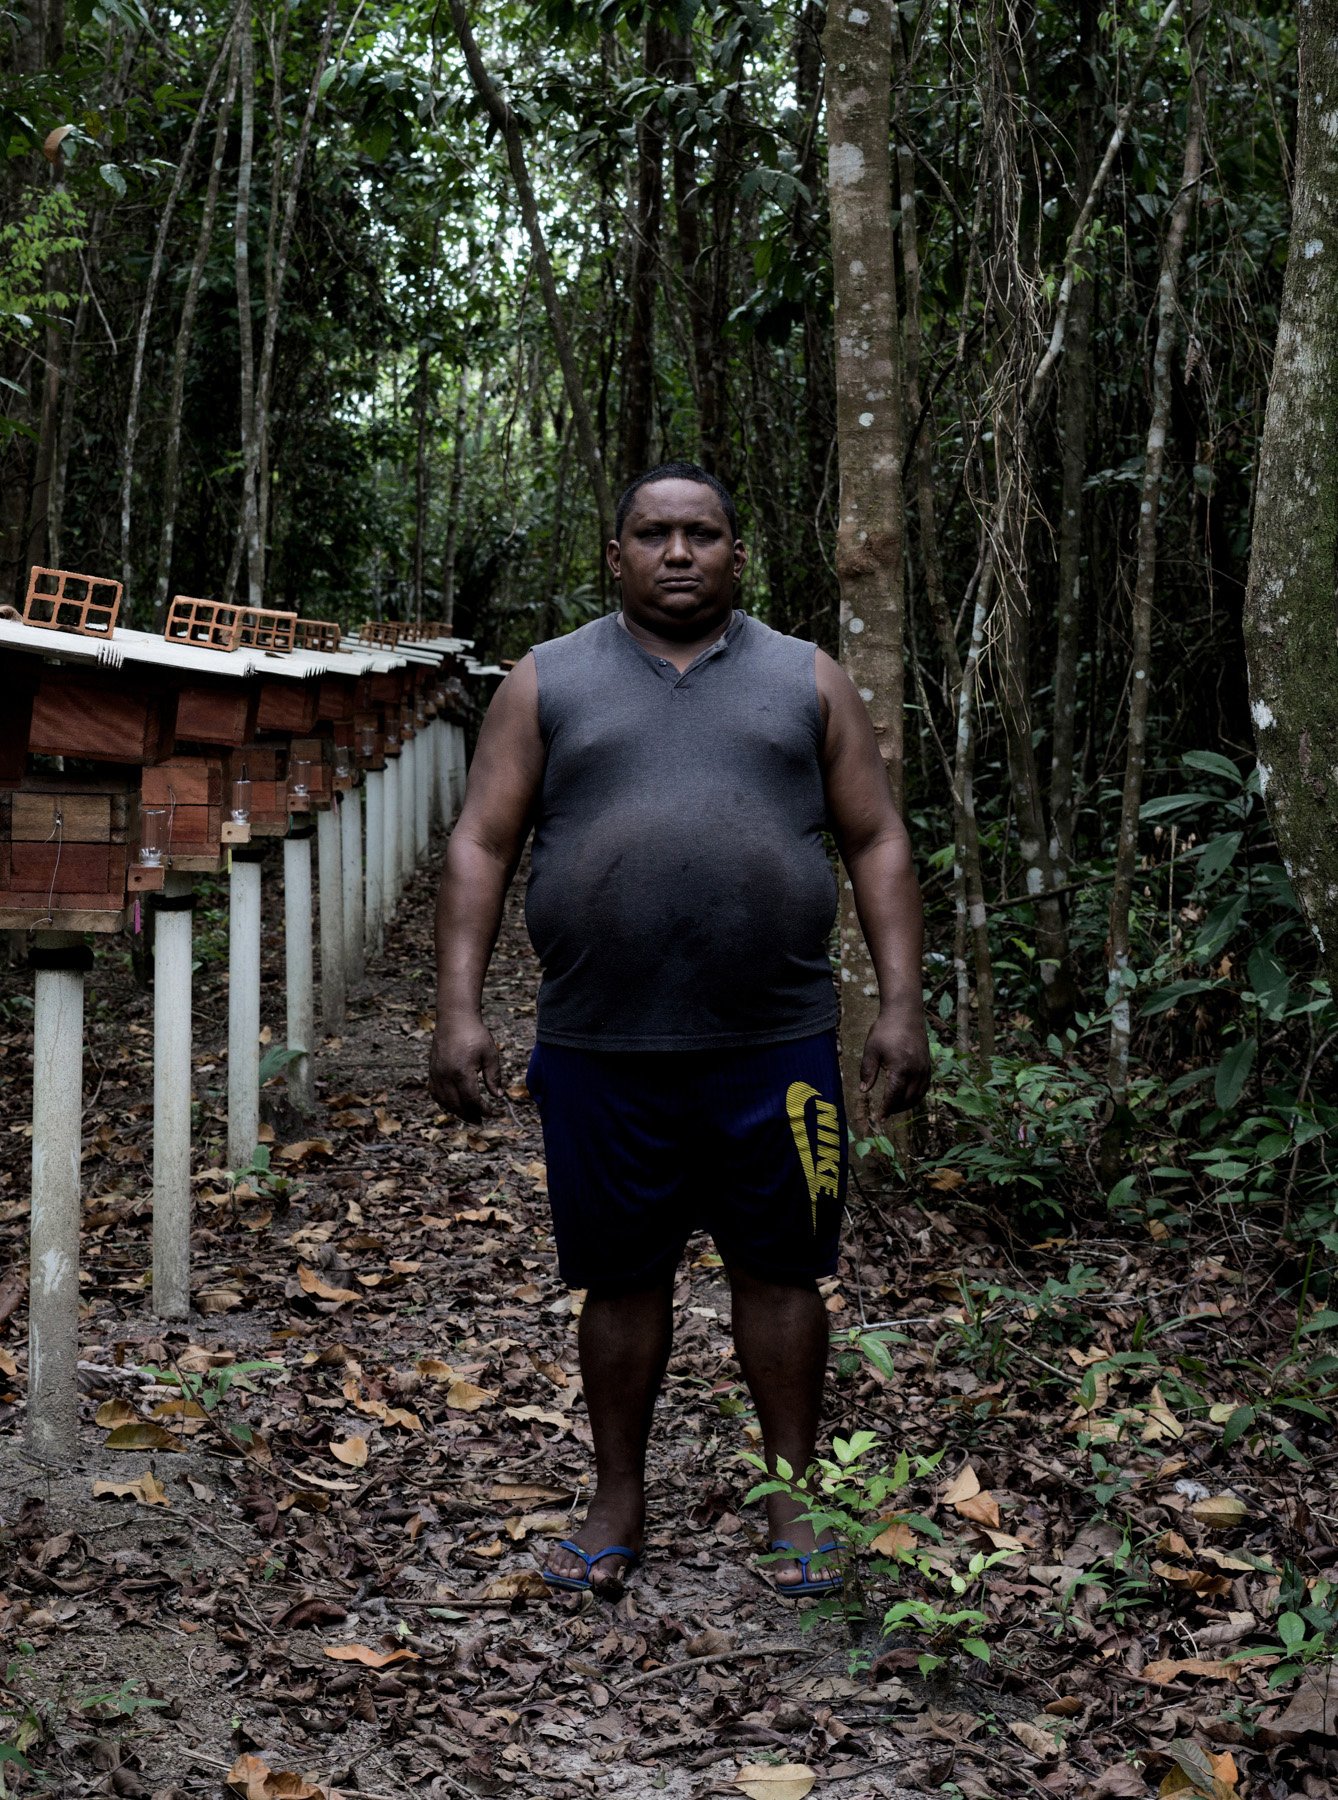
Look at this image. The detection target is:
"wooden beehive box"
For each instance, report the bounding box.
[354,710,384,773]
[174,679,260,748]
[316,675,358,724]
[288,737,332,810]
[0,774,136,929]
[24,566,122,638]
[138,754,229,873]
[28,667,175,765]
[256,677,320,735]
[233,744,290,837]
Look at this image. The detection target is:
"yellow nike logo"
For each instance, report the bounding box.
[785,1080,842,1229]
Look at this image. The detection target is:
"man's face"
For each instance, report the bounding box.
[607,478,747,636]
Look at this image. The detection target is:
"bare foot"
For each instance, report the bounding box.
[544,1485,645,1595]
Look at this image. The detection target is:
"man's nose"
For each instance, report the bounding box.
[663,528,693,562]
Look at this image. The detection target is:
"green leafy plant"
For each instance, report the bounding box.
[76,1678,169,1719]
[142,1358,283,1415]
[744,1424,1017,1676]
[1234,1572,1338,1688]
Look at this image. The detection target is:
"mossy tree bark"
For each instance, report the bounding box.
[824,0,909,1102]
[1244,0,1338,994]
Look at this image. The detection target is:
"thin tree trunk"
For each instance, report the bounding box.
[1106,0,1208,1109]
[117,22,232,599]
[447,0,614,543]
[439,370,470,631]
[231,12,260,605]
[1244,1,1338,995]
[1049,0,1099,879]
[619,18,668,482]
[825,0,909,1103]
[412,333,432,619]
[155,35,239,620]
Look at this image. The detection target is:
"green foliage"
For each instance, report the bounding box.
[141,1358,284,1414]
[1236,1574,1338,1689]
[0,188,86,346]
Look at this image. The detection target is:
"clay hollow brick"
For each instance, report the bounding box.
[359,620,405,647]
[165,596,297,655]
[24,566,122,638]
[293,618,341,654]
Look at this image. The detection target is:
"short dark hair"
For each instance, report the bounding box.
[615,461,740,542]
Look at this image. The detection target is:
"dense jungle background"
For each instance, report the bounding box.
[4,1,1338,1796]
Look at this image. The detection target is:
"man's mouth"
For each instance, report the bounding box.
[657,578,700,591]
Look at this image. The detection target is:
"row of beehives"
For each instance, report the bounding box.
[0,563,483,932]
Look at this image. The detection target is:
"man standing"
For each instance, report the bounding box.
[430,462,929,1597]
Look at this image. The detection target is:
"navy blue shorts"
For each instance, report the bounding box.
[525,1030,847,1291]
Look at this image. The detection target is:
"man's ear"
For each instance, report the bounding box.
[606,538,622,581]
[733,540,749,579]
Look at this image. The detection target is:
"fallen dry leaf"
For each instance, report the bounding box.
[941,1464,981,1506]
[955,1490,1002,1528]
[94,1397,139,1428]
[225,1752,331,1798]
[298,1265,360,1305]
[1191,1494,1248,1530]
[446,1379,496,1412]
[91,1470,169,1507]
[1009,1719,1062,1758]
[329,1435,369,1467]
[734,1764,816,1800]
[103,1421,182,1452]
[1142,1656,1239,1685]
[478,1571,551,1600]
[870,1519,918,1556]
[277,1139,334,1163]
[0,1346,16,1377]
[416,1356,455,1381]
[1141,1384,1185,1442]
[323,1643,419,1667]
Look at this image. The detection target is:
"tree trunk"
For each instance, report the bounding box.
[447,0,614,544]
[1243,0,1338,996]
[1106,0,1208,1108]
[439,370,470,631]
[619,18,668,483]
[1048,0,1099,878]
[825,0,909,1103]
[155,36,239,620]
[231,12,261,605]
[117,21,232,600]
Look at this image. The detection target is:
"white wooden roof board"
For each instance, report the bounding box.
[0,617,111,666]
[93,628,261,678]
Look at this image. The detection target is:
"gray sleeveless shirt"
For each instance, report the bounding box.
[525,610,838,1050]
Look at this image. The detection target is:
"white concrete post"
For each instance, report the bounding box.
[435,719,451,827]
[227,855,263,1171]
[152,877,194,1319]
[383,757,400,918]
[450,723,467,817]
[317,804,346,1032]
[284,832,314,1114]
[414,724,430,861]
[365,768,385,952]
[342,786,365,984]
[401,737,417,881]
[27,936,86,1464]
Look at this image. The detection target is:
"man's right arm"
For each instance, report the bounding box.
[429,654,544,1120]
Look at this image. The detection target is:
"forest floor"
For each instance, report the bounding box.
[0,827,1334,1800]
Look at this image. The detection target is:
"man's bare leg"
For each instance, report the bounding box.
[727,1265,830,1588]
[545,1278,674,1592]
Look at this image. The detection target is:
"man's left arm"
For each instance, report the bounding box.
[816,650,931,1119]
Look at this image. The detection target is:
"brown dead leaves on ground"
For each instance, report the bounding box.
[1,861,1337,1800]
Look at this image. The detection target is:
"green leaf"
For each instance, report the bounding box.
[1214,1036,1256,1111]
[1181,750,1244,786]
[960,1637,991,1661]
[1220,1405,1256,1447]
[1301,1311,1338,1334]
[99,161,126,197]
[1278,1611,1306,1648]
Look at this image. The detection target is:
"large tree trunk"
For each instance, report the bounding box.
[825,0,909,1103]
[231,13,261,605]
[447,0,614,544]
[1243,0,1338,995]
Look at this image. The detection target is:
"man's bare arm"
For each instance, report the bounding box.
[816,649,930,1120]
[430,655,544,1121]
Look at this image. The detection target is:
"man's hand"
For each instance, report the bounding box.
[429,1014,502,1122]
[859,1004,931,1122]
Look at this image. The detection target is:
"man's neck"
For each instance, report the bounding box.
[618,606,735,673]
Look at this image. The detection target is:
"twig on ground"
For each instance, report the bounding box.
[613,1641,819,1696]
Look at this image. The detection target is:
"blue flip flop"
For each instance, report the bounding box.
[769,1538,845,1598]
[542,1539,641,1595]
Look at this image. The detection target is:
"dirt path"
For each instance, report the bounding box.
[0,831,953,1799]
